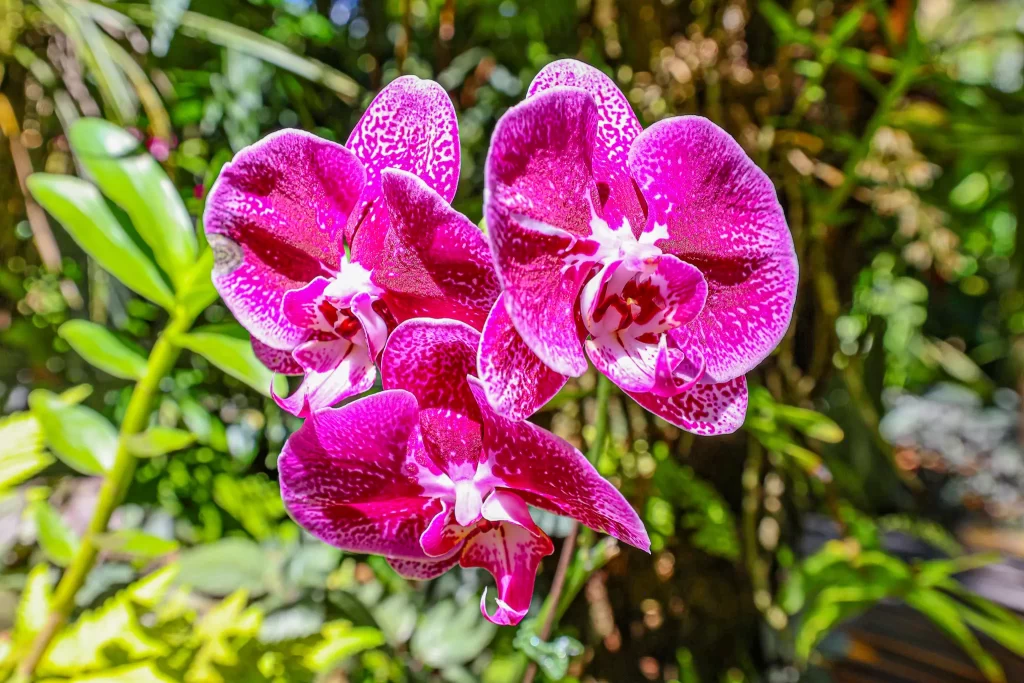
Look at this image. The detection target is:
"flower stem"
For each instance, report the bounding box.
[522,373,613,683]
[16,311,194,680]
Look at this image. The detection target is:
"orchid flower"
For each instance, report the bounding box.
[279,318,650,626]
[478,59,798,434]
[205,77,498,417]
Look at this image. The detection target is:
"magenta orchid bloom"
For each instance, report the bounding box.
[279,318,649,626]
[478,59,798,434]
[205,77,498,416]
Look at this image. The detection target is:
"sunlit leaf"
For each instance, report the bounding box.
[69,118,198,289]
[0,412,54,491]
[773,405,845,443]
[32,500,80,567]
[29,389,117,475]
[177,537,269,596]
[26,173,175,309]
[126,427,196,458]
[95,530,179,560]
[176,329,286,397]
[905,588,1005,683]
[14,564,54,642]
[59,320,148,381]
[305,621,386,672]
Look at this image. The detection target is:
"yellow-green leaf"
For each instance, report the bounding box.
[59,320,148,381]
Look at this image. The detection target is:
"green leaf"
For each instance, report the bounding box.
[412,599,497,668]
[32,500,80,567]
[111,5,360,102]
[0,412,54,491]
[29,389,117,475]
[305,621,386,672]
[773,405,845,443]
[95,530,179,559]
[177,537,269,596]
[126,427,196,458]
[69,118,197,288]
[59,320,148,381]
[56,661,178,683]
[905,588,1005,683]
[513,621,584,681]
[176,330,286,397]
[26,174,175,309]
[14,564,54,642]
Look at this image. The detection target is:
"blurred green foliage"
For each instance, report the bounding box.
[2,0,1024,681]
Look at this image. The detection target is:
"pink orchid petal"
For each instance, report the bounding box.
[279,391,440,559]
[628,117,797,383]
[585,334,662,394]
[351,291,388,360]
[252,337,302,375]
[461,522,554,626]
[388,554,461,580]
[281,277,332,331]
[418,408,484,481]
[582,254,707,394]
[481,489,541,535]
[381,318,480,417]
[486,87,607,376]
[205,130,364,349]
[650,334,706,397]
[420,504,473,558]
[477,294,569,421]
[468,378,650,552]
[346,77,460,266]
[375,169,500,330]
[625,375,748,436]
[273,337,375,417]
[529,60,645,235]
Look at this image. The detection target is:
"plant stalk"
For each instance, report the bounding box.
[16,311,194,680]
[522,374,613,683]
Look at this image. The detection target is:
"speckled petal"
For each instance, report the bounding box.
[252,337,302,375]
[486,87,604,376]
[477,294,569,421]
[382,318,480,417]
[420,504,473,558]
[624,375,748,436]
[279,391,440,559]
[272,337,375,417]
[346,77,460,266]
[628,117,797,383]
[375,169,500,330]
[462,522,554,626]
[387,554,460,580]
[529,59,645,235]
[204,130,364,349]
[468,378,650,552]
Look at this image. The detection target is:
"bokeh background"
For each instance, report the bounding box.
[1,0,1024,681]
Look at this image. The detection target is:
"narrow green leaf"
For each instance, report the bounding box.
[126,427,196,458]
[109,5,360,102]
[773,405,845,443]
[26,174,175,309]
[29,389,117,475]
[59,320,148,381]
[176,330,285,397]
[0,413,54,491]
[32,501,80,567]
[905,588,1005,683]
[69,119,197,288]
[95,530,179,559]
